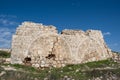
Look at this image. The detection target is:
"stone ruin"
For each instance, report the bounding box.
[11,22,113,68]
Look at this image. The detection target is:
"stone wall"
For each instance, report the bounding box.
[11,22,112,68]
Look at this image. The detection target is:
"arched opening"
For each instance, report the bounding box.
[23,56,32,65]
[25,35,72,68]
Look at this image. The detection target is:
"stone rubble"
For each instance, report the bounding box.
[11,22,113,68]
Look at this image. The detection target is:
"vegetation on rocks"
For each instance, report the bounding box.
[0,50,120,80]
[112,51,120,54]
[1,59,120,80]
[0,50,10,58]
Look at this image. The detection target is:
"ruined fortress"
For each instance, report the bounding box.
[11,22,112,68]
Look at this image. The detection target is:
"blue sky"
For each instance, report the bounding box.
[0,0,120,52]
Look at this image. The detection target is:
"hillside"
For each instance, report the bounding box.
[0,50,120,80]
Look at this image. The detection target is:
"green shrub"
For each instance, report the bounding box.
[112,51,120,54]
[1,58,120,80]
[0,50,11,58]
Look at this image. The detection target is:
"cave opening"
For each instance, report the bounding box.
[23,56,32,65]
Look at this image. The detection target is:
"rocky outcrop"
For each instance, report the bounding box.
[11,22,112,68]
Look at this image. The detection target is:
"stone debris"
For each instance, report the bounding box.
[0,58,11,64]
[5,58,11,63]
[0,71,6,77]
[11,22,113,68]
[1,66,16,71]
[112,52,120,63]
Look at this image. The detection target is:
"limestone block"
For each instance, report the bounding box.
[55,58,59,61]
[34,64,40,68]
[61,64,66,67]
[53,65,57,68]
[52,61,57,65]
[44,64,49,67]
[56,64,62,68]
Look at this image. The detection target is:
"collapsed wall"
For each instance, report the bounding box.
[11,22,112,68]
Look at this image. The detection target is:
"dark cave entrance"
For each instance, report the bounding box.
[23,56,32,65]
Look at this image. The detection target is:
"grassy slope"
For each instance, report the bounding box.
[1,59,120,80]
[0,50,120,80]
[0,50,10,58]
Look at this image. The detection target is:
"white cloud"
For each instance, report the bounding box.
[0,19,18,26]
[113,43,118,46]
[0,14,19,26]
[103,32,111,36]
[108,43,120,52]
[0,27,15,48]
[0,14,17,18]
[0,14,18,48]
[108,43,118,47]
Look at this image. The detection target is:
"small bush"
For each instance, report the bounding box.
[0,50,11,58]
[12,64,37,72]
[1,59,120,80]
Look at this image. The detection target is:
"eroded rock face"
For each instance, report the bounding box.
[11,22,112,68]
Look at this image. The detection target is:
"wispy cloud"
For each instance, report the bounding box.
[0,27,15,48]
[0,14,17,18]
[108,42,120,52]
[0,19,18,26]
[103,32,111,36]
[112,43,118,46]
[0,14,19,26]
[0,14,18,48]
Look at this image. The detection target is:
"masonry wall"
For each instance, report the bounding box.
[11,22,112,68]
